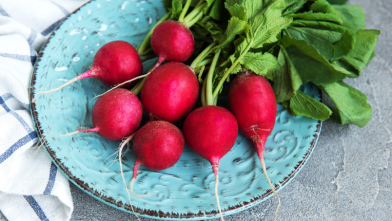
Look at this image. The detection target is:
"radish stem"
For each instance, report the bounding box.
[183,1,206,24]
[184,11,204,28]
[191,42,216,69]
[137,12,172,55]
[212,39,253,99]
[206,50,221,106]
[178,0,192,22]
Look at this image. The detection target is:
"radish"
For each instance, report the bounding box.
[31,88,143,151]
[141,62,199,123]
[87,88,143,141]
[182,106,238,221]
[151,20,195,66]
[118,121,184,198]
[93,20,196,97]
[228,73,280,220]
[32,41,143,102]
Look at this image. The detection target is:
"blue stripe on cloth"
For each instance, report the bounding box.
[0,4,9,16]
[50,1,69,16]
[0,53,36,65]
[30,47,37,65]
[0,94,32,132]
[41,18,64,36]
[0,96,11,112]
[43,162,57,195]
[27,30,37,46]
[0,93,30,110]
[0,132,37,164]
[23,196,49,221]
[9,111,33,133]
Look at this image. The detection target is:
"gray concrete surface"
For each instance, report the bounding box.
[2,0,391,220]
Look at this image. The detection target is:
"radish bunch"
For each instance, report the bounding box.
[32,0,286,220]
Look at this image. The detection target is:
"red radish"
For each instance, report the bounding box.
[182,106,238,221]
[228,73,280,220]
[141,62,199,123]
[89,88,142,141]
[99,21,195,93]
[125,121,185,197]
[151,20,195,66]
[32,88,143,145]
[32,41,143,102]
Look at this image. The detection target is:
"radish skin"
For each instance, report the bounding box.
[228,73,280,221]
[151,20,195,65]
[141,62,199,123]
[129,121,185,197]
[183,106,238,221]
[32,41,143,102]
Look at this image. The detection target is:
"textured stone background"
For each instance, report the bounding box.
[1,0,391,220]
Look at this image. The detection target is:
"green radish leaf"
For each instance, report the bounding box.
[333,5,366,31]
[198,19,223,41]
[203,0,216,15]
[225,3,247,21]
[273,46,302,103]
[327,0,348,5]
[249,0,292,49]
[218,17,249,48]
[283,0,308,16]
[311,0,365,31]
[291,20,356,60]
[287,12,343,24]
[240,52,279,80]
[231,64,242,74]
[226,0,273,20]
[285,27,342,60]
[318,81,372,127]
[190,0,199,7]
[289,90,332,121]
[281,34,350,84]
[208,0,225,21]
[333,29,380,78]
[164,0,174,11]
[170,0,183,20]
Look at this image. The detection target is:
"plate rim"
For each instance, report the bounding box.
[28,0,323,219]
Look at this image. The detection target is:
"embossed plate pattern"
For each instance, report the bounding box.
[29,0,322,220]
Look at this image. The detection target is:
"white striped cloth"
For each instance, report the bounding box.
[0,1,88,220]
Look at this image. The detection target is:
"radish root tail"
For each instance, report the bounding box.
[212,165,224,221]
[130,178,153,198]
[118,134,141,221]
[32,76,80,103]
[90,58,163,102]
[27,131,80,158]
[260,158,281,221]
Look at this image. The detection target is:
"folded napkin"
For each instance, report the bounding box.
[0,1,88,220]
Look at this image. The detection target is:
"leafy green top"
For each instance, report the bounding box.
[142,0,380,127]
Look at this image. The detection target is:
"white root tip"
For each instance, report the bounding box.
[260,158,281,221]
[213,168,225,221]
[27,131,81,159]
[90,72,152,102]
[32,77,80,103]
[130,178,153,198]
[118,136,141,221]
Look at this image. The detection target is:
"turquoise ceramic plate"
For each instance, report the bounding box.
[29,0,322,220]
